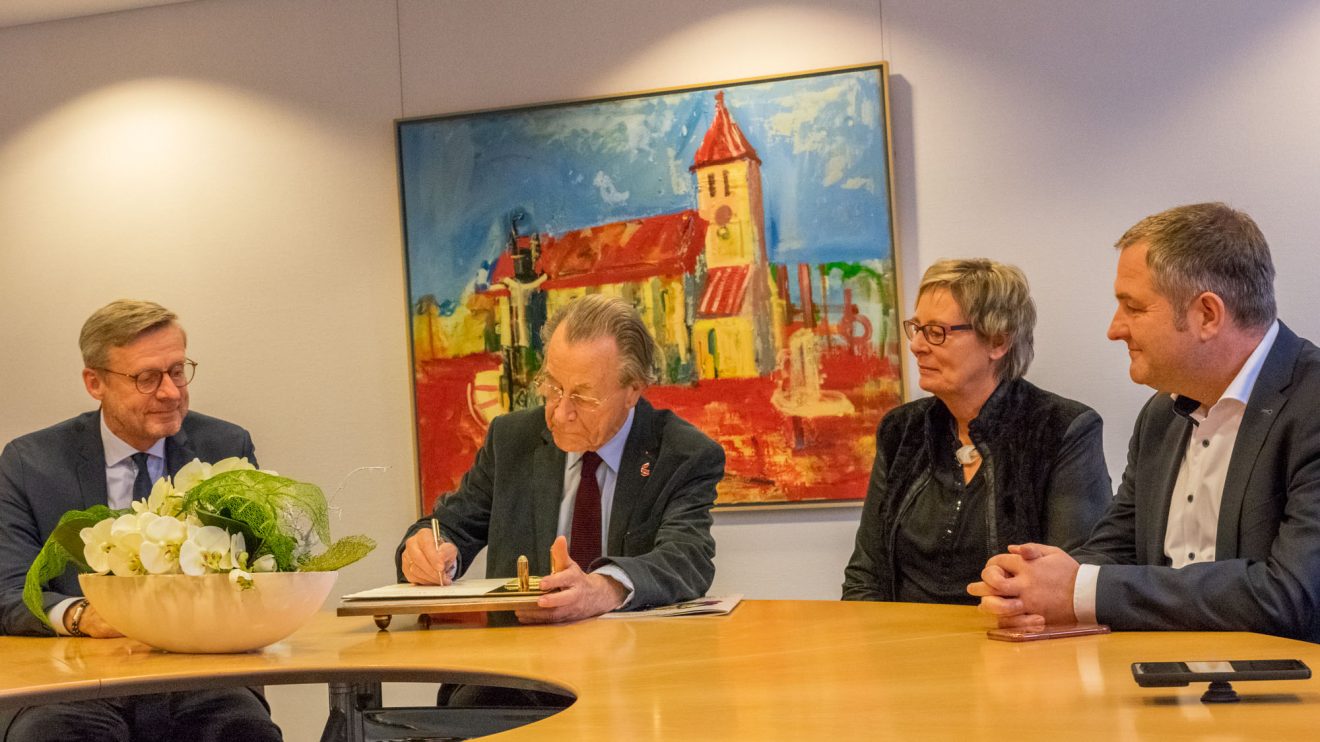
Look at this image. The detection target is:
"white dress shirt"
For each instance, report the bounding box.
[49,415,166,634]
[1075,321,1280,623]
[100,415,166,509]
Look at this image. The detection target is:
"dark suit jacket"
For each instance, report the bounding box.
[0,410,257,636]
[1075,322,1320,642]
[397,398,724,610]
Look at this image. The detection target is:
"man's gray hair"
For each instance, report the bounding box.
[918,258,1037,382]
[541,294,657,387]
[1116,202,1275,330]
[80,300,182,368]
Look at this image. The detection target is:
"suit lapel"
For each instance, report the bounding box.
[76,411,109,510]
[1149,416,1191,563]
[164,423,196,477]
[532,427,566,572]
[608,400,658,554]
[1216,324,1297,559]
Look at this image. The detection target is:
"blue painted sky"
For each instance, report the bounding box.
[400,67,893,305]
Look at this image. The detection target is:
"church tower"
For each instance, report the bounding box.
[691,91,768,270]
[689,91,778,377]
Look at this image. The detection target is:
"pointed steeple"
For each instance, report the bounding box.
[691,91,760,171]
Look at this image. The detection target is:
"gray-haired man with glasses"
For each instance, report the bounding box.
[0,299,281,741]
[397,294,725,632]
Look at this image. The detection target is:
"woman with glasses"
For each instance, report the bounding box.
[842,258,1111,604]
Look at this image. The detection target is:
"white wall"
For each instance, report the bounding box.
[5,0,1320,738]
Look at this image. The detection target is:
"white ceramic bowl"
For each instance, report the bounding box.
[79,571,336,653]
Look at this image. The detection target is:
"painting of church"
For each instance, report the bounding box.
[479,91,779,396]
[400,64,902,508]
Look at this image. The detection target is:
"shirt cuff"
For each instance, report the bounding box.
[1074,563,1100,624]
[48,597,80,636]
[591,564,636,610]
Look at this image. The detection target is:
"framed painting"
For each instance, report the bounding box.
[398,62,903,511]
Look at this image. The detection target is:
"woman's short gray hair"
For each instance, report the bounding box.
[1115,202,1275,330]
[541,294,657,387]
[918,258,1036,381]
[79,300,182,368]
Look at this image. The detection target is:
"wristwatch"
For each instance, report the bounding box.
[67,598,90,637]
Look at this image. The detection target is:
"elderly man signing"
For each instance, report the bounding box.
[397,293,725,624]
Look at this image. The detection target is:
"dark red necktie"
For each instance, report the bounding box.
[569,451,603,568]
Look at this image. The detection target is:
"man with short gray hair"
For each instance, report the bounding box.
[397,293,724,625]
[0,299,281,740]
[969,203,1320,643]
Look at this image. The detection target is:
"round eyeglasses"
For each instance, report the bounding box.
[902,320,974,346]
[98,360,197,394]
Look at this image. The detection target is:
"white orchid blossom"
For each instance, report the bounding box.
[139,514,189,574]
[109,512,144,540]
[172,456,260,495]
[251,554,277,572]
[211,457,262,477]
[229,567,255,590]
[179,525,234,575]
[80,519,116,574]
[108,537,147,576]
[171,459,212,494]
[230,532,248,568]
[133,476,183,517]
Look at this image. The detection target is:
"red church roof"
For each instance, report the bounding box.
[691,91,760,171]
[483,210,708,294]
[697,265,751,317]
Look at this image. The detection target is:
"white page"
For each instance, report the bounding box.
[599,595,743,619]
[340,578,510,601]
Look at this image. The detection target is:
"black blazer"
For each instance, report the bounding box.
[0,410,257,636]
[1075,322,1320,642]
[843,378,1111,602]
[398,398,724,609]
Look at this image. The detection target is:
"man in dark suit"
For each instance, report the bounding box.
[0,300,281,741]
[968,203,1320,643]
[398,294,724,624]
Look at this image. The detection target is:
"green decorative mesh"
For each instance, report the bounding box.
[181,470,333,571]
[23,505,118,629]
[297,534,377,572]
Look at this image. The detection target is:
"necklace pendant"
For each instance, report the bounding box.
[956,444,981,466]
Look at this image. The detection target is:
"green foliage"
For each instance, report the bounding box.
[181,470,335,571]
[297,535,377,572]
[23,467,376,627]
[23,505,118,628]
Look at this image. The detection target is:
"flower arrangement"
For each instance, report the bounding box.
[24,457,375,627]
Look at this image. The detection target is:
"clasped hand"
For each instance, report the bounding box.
[966,543,1080,628]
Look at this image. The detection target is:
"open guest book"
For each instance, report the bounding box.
[337,578,542,629]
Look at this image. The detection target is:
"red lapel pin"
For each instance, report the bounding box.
[640,462,651,477]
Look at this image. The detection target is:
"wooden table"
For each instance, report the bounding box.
[3,600,1319,739]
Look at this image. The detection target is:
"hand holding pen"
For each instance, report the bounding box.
[400,516,458,586]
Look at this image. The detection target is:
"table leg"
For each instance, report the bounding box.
[320,681,383,742]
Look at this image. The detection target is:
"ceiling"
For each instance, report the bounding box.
[0,0,196,29]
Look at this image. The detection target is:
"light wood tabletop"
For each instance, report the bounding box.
[3,600,1319,739]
